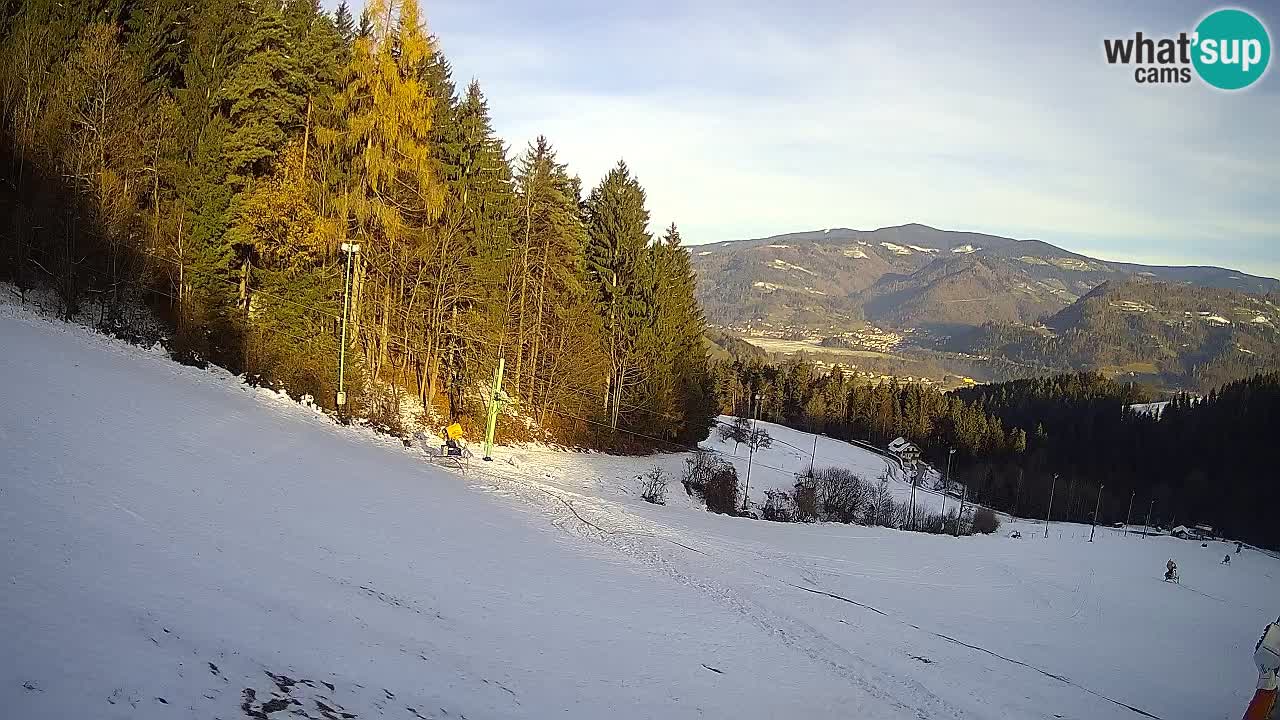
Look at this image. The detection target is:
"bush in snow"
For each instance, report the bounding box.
[971,507,1000,534]
[811,467,867,524]
[922,510,961,535]
[865,474,899,528]
[761,489,795,522]
[639,466,668,505]
[792,478,818,522]
[702,464,741,515]
[364,382,405,437]
[681,452,739,514]
[681,451,720,496]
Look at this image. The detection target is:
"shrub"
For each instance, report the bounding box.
[682,450,720,496]
[866,474,899,527]
[681,451,740,514]
[918,511,950,535]
[640,466,668,505]
[703,464,740,515]
[793,478,817,522]
[812,467,867,524]
[971,507,1000,534]
[364,382,405,437]
[761,489,795,522]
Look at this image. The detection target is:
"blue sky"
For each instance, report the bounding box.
[332,0,1280,278]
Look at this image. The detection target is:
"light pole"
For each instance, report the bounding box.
[1015,466,1024,517]
[1144,497,1156,538]
[1123,490,1135,538]
[808,431,819,479]
[1045,473,1059,539]
[940,447,955,524]
[1066,475,1076,523]
[743,392,761,513]
[909,461,918,531]
[337,241,360,418]
[1089,484,1104,542]
[955,480,969,537]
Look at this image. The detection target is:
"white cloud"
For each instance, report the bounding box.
[430,0,1279,276]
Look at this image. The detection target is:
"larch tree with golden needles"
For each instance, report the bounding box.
[332,0,444,383]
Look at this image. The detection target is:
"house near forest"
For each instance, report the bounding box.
[888,437,921,466]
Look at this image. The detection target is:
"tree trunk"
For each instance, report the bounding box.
[527,230,552,408]
[378,280,391,381]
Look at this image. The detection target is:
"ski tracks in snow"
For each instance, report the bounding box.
[452,459,969,720]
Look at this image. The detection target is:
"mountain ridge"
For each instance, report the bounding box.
[692,223,1278,334]
[952,277,1280,390]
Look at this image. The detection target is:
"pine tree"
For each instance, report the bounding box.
[356,6,373,39]
[123,0,191,91]
[170,0,251,348]
[219,0,305,185]
[228,140,343,394]
[585,160,654,428]
[333,0,356,46]
[648,223,713,440]
[509,136,606,422]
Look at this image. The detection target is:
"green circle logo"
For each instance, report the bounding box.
[1192,8,1271,90]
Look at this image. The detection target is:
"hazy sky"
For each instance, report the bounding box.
[332,0,1280,278]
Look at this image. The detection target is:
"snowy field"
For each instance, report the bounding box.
[3,299,1278,720]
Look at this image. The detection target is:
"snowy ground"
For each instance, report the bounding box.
[3,299,1277,720]
[502,413,952,520]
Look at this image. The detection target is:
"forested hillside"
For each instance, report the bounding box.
[714,357,1280,548]
[0,0,715,447]
[956,278,1280,390]
[955,372,1280,548]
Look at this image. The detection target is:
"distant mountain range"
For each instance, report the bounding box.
[691,224,1280,333]
[952,277,1280,390]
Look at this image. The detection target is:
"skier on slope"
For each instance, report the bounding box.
[1165,559,1179,582]
[1223,554,1232,565]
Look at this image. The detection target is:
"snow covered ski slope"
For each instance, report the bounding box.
[3,299,1278,719]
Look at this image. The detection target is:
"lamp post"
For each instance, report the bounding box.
[1144,497,1156,538]
[1015,466,1024,517]
[1123,490,1135,538]
[1088,484,1104,542]
[1045,473,1059,539]
[940,447,956,530]
[337,241,360,418]
[955,481,969,538]
[909,461,918,531]
[809,432,819,479]
[743,393,761,513]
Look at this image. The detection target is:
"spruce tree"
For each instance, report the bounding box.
[123,0,191,91]
[334,0,356,47]
[650,223,715,441]
[585,160,654,428]
[511,136,607,425]
[219,0,305,185]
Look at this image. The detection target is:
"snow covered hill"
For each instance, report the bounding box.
[3,298,1278,720]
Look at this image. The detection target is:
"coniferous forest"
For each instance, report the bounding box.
[713,358,1280,548]
[0,0,716,446]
